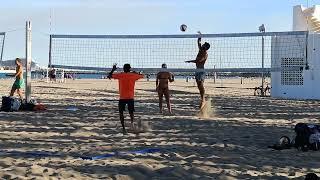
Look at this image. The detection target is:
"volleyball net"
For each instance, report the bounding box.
[48,31,308,73]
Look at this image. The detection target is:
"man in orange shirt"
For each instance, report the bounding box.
[108,63,144,134]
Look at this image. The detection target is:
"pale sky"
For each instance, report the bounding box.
[0,0,317,66]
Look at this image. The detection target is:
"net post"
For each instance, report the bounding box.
[261,35,265,96]
[25,21,32,102]
[0,33,5,61]
[47,35,52,83]
[61,69,65,83]
[49,35,52,67]
[46,67,49,83]
[213,65,216,84]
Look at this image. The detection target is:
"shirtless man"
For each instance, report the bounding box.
[10,58,24,99]
[156,64,174,114]
[185,33,210,108]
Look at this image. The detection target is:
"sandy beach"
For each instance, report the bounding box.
[0,77,319,179]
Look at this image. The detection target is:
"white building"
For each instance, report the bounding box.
[271,5,320,99]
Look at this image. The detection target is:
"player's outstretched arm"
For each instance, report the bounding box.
[198,37,202,49]
[185,60,196,63]
[197,31,202,49]
[107,63,117,79]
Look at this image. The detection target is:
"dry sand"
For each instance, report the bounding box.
[0,77,319,179]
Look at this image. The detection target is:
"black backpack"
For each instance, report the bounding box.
[1,96,21,112]
[305,173,319,180]
[20,99,37,111]
[294,123,320,151]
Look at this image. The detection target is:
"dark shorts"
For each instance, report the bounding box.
[195,71,206,82]
[119,99,135,113]
[158,87,169,96]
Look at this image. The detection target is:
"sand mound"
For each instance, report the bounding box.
[197,97,215,118]
[134,120,152,133]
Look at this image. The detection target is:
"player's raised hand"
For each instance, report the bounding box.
[107,63,118,79]
[112,63,117,70]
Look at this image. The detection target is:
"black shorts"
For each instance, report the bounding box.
[119,99,134,113]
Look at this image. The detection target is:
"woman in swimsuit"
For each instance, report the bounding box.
[156,64,174,114]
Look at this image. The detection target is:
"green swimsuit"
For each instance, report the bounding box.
[12,79,24,89]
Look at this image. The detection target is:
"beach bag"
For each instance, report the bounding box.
[1,96,21,112]
[20,99,37,111]
[305,173,319,180]
[294,123,320,151]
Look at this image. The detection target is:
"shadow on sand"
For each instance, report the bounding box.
[0,86,319,179]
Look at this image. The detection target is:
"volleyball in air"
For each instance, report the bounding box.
[180,24,187,32]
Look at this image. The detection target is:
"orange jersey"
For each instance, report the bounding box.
[112,72,144,99]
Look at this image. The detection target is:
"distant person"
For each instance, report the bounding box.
[60,70,65,83]
[65,73,69,79]
[48,68,52,81]
[108,63,144,134]
[156,63,174,114]
[10,58,24,99]
[41,70,45,80]
[49,66,56,82]
[52,67,57,81]
[185,32,210,108]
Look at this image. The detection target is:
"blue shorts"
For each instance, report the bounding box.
[195,71,206,82]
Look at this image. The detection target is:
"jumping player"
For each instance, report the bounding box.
[156,63,174,114]
[185,33,210,108]
[108,63,144,134]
